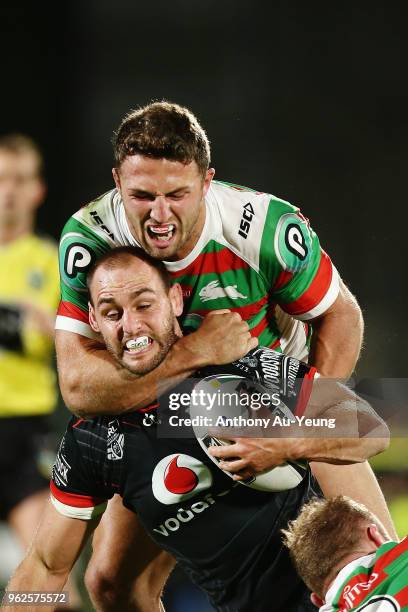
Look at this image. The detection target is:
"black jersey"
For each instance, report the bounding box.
[51,348,319,612]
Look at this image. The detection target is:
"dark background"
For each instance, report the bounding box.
[1,0,406,377]
[1,2,407,610]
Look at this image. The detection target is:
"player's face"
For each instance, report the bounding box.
[0,151,45,229]
[113,155,215,261]
[88,257,183,375]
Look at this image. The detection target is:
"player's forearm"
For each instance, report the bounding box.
[310,461,398,540]
[57,312,257,416]
[292,398,389,463]
[291,434,388,464]
[57,335,199,416]
[309,283,364,378]
[5,554,69,611]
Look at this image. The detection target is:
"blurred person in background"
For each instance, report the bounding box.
[0,134,81,610]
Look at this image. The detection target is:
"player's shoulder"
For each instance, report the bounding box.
[59,189,120,286]
[208,180,299,271]
[61,188,117,238]
[210,179,298,217]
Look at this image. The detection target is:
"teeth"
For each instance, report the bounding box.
[149,224,175,235]
[126,336,150,352]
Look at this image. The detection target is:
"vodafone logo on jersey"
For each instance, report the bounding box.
[152,454,213,505]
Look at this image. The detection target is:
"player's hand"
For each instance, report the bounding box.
[207,435,294,480]
[182,310,258,368]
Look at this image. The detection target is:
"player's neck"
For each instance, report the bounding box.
[323,547,378,597]
[0,219,33,246]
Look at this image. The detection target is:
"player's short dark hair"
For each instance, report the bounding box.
[0,133,44,177]
[87,246,172,304]
[112,101,211,178]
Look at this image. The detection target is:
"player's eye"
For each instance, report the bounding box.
[131,193,154,201]
[138,303,151,310]
[105,311,120,320]
[168,192,186,201]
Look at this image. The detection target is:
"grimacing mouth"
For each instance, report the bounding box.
[146,223,176,242]
[124,336,153,353]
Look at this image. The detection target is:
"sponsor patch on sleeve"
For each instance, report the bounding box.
[59,233,100,292]
[274,213,313,272]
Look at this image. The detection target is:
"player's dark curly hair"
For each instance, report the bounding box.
[112,101,211,178]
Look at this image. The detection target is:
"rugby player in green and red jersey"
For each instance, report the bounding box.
[55,102,394,610]
[283,496,408,611]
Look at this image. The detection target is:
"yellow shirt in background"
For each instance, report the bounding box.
[0,234,60,417]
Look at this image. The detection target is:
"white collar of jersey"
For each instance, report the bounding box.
[321,552,377,610]
[163,183,220,272]
[116,192,140,247]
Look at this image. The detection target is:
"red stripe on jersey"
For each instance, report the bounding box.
[139,403,159,413]
[281,251,333,316]
[294,368,317,416]
[58,300,89,323]
[375,538,408,571]
[250,316,269,338]
[192,295,268,321]
[50,480,106,508]
[169,248,249,279]
[272,270,294,291]
[72,418,85,429]
[337,571,385,609]
[396,585,408,606]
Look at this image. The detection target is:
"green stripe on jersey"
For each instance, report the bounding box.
[59,216,111,311]
[260,198,322,304]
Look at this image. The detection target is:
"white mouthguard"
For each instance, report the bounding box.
[126,336,149,351]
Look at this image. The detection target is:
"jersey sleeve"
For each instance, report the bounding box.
[259,197,340,321]
[56,215,110,338]
[50,417,111,520]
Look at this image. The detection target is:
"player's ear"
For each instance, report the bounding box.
[112,167,121,191]
[367,524,387,547]
[203,167,215,196]
[88,302,100,333]
[169,283,183,317]
[310,592,324,608]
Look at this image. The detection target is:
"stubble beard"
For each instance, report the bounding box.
[105,317,180,376]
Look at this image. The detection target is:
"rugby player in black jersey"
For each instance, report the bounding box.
[5,248,388,612]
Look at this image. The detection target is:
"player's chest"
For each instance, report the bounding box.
[169,250,270,326]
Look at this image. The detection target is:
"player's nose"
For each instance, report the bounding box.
[150,196,172,223]
[122,309,143,336]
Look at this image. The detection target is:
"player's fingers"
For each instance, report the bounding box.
[206,309,232,316]
[247,336,259,351]
[219,459,248,473]
[231,469,255,481]
[207,443,239,459]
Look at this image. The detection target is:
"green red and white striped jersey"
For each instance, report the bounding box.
[321,538,408,611]
[56,180,339,357]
